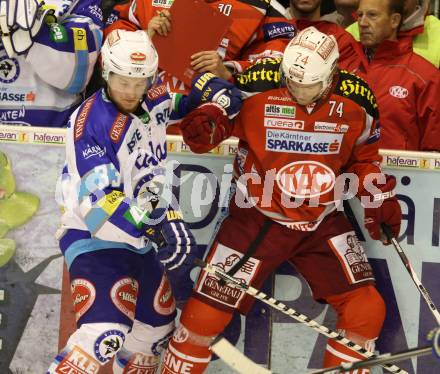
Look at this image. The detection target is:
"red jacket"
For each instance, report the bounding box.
[353,38,440,151]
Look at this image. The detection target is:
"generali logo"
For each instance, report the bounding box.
[276,160,335,198]
[389,85,408,99]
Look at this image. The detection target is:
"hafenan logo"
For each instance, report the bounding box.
[389,85,408,99]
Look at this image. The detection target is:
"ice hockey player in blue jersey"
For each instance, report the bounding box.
[0,0,103,126]
[48,29,242,373]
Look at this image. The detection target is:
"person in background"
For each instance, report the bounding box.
[321,0,360,27]
[347,0,440,68]
[47,29,241,373]
[354,0,440,150]
[104,0,286,87]
[239,0,365,73]
[0,0,103,127]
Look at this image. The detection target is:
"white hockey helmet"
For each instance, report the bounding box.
[101,29,159,84]
[281,26,339,101]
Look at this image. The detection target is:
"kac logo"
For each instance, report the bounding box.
[276,161,335,198]
[0,57,20,83]
[389,85,408,99]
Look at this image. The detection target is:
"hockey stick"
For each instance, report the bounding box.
[381,224,440,325]
[309,346,431,373]
[210,337,272,374]
[194,258,408,374]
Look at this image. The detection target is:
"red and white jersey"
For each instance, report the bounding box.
[229,61,381,230]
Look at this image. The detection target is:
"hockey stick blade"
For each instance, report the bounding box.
[381,224,440,325]
[210,337,272,374]
[309,346,431,374]
[194,258,408,374]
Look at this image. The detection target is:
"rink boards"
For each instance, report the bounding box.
[0,125,440,373]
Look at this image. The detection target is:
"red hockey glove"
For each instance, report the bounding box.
[181,103,231,153]
[361,175,401,244]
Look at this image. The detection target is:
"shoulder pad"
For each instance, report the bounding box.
[235,57,282,94]
[334,70,379,119]
[237,0,271,11]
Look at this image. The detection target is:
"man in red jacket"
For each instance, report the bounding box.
[354,0,440,151]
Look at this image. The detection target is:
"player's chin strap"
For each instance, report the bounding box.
[194,258,408,374]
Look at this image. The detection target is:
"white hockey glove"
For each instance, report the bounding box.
[0,0,53,57]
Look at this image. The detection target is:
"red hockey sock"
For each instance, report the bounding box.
[323,286,386,373]
[161,297,233,374]
[324,338,371,373]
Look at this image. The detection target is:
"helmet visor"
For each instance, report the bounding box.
[286,79,323,105]
[108,72,156,96]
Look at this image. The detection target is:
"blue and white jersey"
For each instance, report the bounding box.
[59,87,191,249]
[0,0,103,127]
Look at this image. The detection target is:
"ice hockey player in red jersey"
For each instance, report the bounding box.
[161,27,402,373]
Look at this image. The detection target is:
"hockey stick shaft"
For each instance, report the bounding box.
[194,258,407,374]
[210,337,272,374]
[381,225,440,325]
[309,346,431,373]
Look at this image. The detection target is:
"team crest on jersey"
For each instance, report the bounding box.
[111,277,139,320]
[94,330,125,362]
[389,85,408,99]
[276,160,336,199]
[196,244,261,308]
[71,278,96,321]
[0,57,20,83]
[328,232,374,284]
[153,273,176,315]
